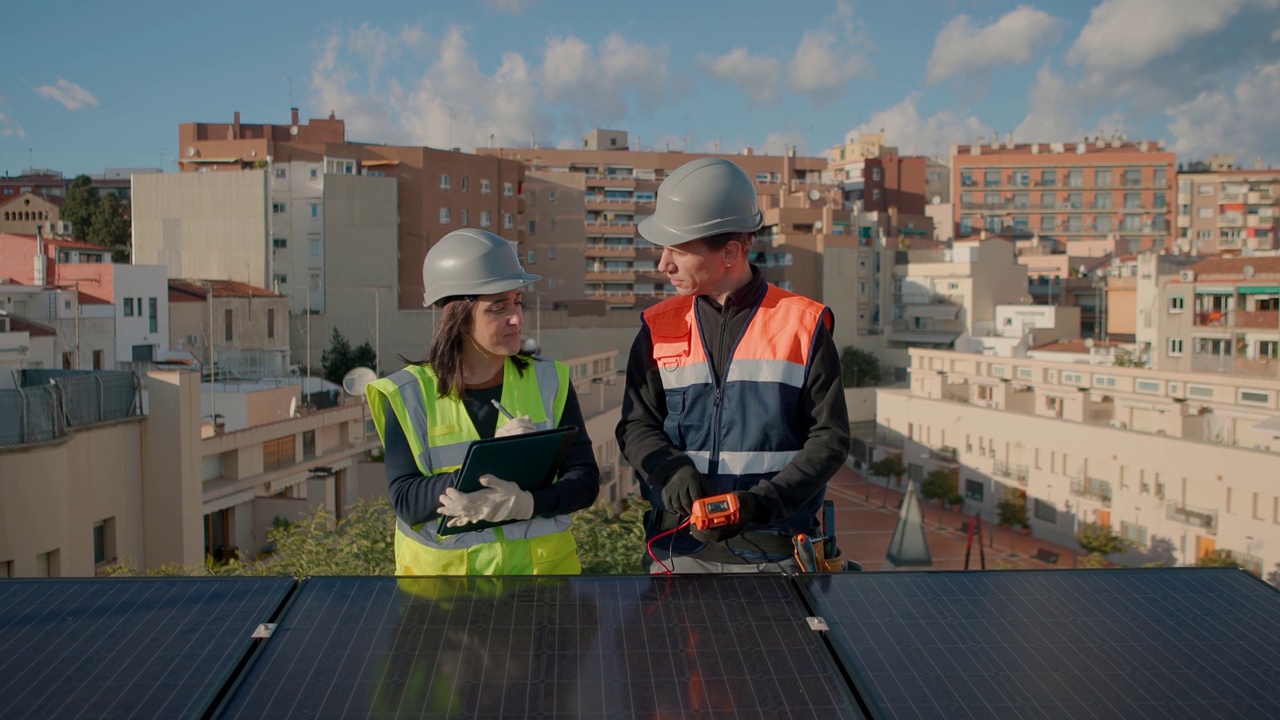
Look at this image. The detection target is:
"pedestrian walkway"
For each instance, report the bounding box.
[825,463,1082,571]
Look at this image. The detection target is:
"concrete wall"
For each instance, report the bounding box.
[132,171,269,289]
[141,371,205,569]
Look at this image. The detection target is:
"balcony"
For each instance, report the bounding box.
[875,432,904,450]
[585,219,636,228]
[992,460,1029,486]
[1070,478,1112,507]
[1219,213,1246,228]
[584,244,637,258]
[929,446,959,465]
[1237,310,1280,329]
[1194,310,1232,327]
[584,268,636,283]
[1166,503,1217,535]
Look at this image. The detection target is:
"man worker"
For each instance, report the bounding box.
[616,157,851,573]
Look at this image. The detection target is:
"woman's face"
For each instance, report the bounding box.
[467,289,524,357]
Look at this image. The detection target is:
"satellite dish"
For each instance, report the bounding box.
[290,125,299,137]
[186,147,196,157]
[808,189,821,202]
[288,396,298,418]
[814,220,824,232]
[1084,338,1095,349]
[1243,265,1256,278]
[931,195,942,205]
[342,366,377,396]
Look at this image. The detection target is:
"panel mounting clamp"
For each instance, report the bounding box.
[806,616,830,632]
[251,623,277,639]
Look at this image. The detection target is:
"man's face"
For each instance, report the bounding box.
[657,239,729,297]
[467,290,524,357]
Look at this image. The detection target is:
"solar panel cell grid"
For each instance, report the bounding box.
[214,575,865,719]
[798,568,1280,720]
[0,578,293,720]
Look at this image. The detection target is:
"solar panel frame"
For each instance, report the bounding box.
[796,568,1280,720]
[212,574,868,719]
[0,577,294,720]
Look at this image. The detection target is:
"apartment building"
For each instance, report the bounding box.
[481,130,828,310]
[0,282,114,372]
[1150,256,1280,379]
[876,348,1280,574]
[520,171,588,307]
[884,238,1028,372]
[0,172,67,202]
[828,132,934,243]
[0,314,55,385]
[169,279,290,379]
[1175,167,1279,254]
[171,109,525,314]
[0,368,377,576]
[952,137,1176,256]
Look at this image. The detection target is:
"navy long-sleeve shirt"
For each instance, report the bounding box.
[382,380,601,527]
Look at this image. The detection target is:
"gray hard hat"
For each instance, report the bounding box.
[421,229,540,307]
[638,157,763,247]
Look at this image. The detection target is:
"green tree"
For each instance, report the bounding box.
[997,488,1029,528]
[1113,349,1146,368]
[920,469,957,504]
[60,175,97,239]
[1196,549,1239,568]
[570,497,647,574]
[87,193,131,261]
[321,328,355,384]
[869,455,906,486]
[1075,522,1128,555]
[840,346,882,388]
[351,341,377,373]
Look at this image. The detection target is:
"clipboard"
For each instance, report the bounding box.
[436,426,578,536]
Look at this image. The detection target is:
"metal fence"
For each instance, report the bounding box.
[0,370,141,447]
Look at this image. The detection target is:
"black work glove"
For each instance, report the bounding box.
[661,464,706,516]
[689,492,766,543]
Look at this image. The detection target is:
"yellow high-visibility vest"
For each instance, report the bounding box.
[367,356,580,576]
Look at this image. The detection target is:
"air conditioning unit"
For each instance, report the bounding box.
[1179,270,1196,282]
[186,334,200,347]
[57,221,72,235]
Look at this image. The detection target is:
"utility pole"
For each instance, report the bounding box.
[207,282,216,422]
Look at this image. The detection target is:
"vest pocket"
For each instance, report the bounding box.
[663,389,686,446]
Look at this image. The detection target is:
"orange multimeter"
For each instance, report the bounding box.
[691,493,740,530]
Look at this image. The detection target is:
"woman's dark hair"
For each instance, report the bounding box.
[399,296,532,399]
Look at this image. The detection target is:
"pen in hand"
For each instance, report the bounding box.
[490,399,516,420]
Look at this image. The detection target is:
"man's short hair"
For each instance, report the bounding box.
[701,231,755,253]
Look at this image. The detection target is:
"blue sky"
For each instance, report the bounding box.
[3,0,1279,177]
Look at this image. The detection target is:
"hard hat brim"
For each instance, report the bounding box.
[423,271,541,308]
[637,212,763,247]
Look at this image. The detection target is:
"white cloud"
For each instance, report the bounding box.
[541,33,672,122]
[1167,60,1280,162]
[484,0,535,13]
[926,6,1065,84]
[704,48,782,103]
[1014,66,1083,141]
[848,93,993,157]
[0,112,24,139]
[1068,0,1252,72]
[34,79,98,111]
[787,30,869,104]
[760,131,809,157]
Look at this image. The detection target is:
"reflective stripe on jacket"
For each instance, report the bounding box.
[643,284,833,537]
[366,356,580,576]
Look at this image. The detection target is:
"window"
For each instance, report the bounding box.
[1094,193,1112,209]
[303,430,316,460]
[439,207,451,225]
[504,213,514,229]
[480,211,492,227]
[310,238,320,255]
[1012,171,1030,187]
[1260,340,1278,359]
[1040,169,1055,186]
[1040,216,1055,231]
[1062,372,1082,384]
[440,174,451,190]
[1123,168,1142,186]
[310,168,318,180]
[92,350,102,370]
[548,191,556,202]
[1168,338,1184,355]
[310,203,319,218]
[756,172,771,182]
[1240,390,1271,405]
[872,168,882,181]
[1067,170,1083,188]
[1095,169,1112,187]
[1120,521,1148,548]
[1153,191,1167,209]
[124,298,134,317]
[976,385,994,401]
[528,220,536,234]
[480,179,491,195]
[964,479,984,502]
[872,189,881,200]
[1093,375,1116,388]
[274,168,286,179]
[1034,499,1057,523]
[548,249,555,259]
[1096,216,1112,233]
[93,518,116,565]
[1197,184,1213,196]
[984,170,1000,187]
[273,237,287,249]
[310,273,321,292]
[1136,380,1161,394]
[503,182,514,197]
[267,308,275,340]
[272,202,287,214]
[961,171,975,187]
[461,209,469,225]
[1123,192,1141,209]
[1169,296,1184,312]
[1153,168,1167,186]
[1198,207,1214,219]
[263,435,296,471]
[149,298,157,334]
[225,309,233,342]
[1017,367,1033,379]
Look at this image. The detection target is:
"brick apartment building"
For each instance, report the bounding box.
[1176,166,1279,255]
[951,137,1176,257]
[828,132,934,244]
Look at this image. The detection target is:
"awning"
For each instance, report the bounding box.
[203,487,256,515]
[1252,416,1280,436]
[361,159,398,167]
[181,157,241,164]
[1195,287,1235,295]
[1238,286,1280,295]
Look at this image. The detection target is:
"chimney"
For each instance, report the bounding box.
[783,149,793,194]
[291,107,299,126]
[233,111,241,140]
[33,225,46,287]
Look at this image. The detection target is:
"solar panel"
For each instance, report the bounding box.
[214,575,865,719]
[797,568,1280,720]
[0,577,293,720]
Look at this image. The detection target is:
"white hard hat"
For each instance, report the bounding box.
[638,158,763,247]
[421,229,540,307]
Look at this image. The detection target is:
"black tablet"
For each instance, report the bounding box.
[436,426,578,536]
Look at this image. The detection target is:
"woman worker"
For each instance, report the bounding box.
[366,228,600,575]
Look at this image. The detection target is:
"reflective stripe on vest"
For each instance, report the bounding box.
[687,449,800,476]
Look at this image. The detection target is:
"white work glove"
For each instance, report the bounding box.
[494,415,535,438]
[438,475,535,528]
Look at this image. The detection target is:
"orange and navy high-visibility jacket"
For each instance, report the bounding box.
[640,283,834,544]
